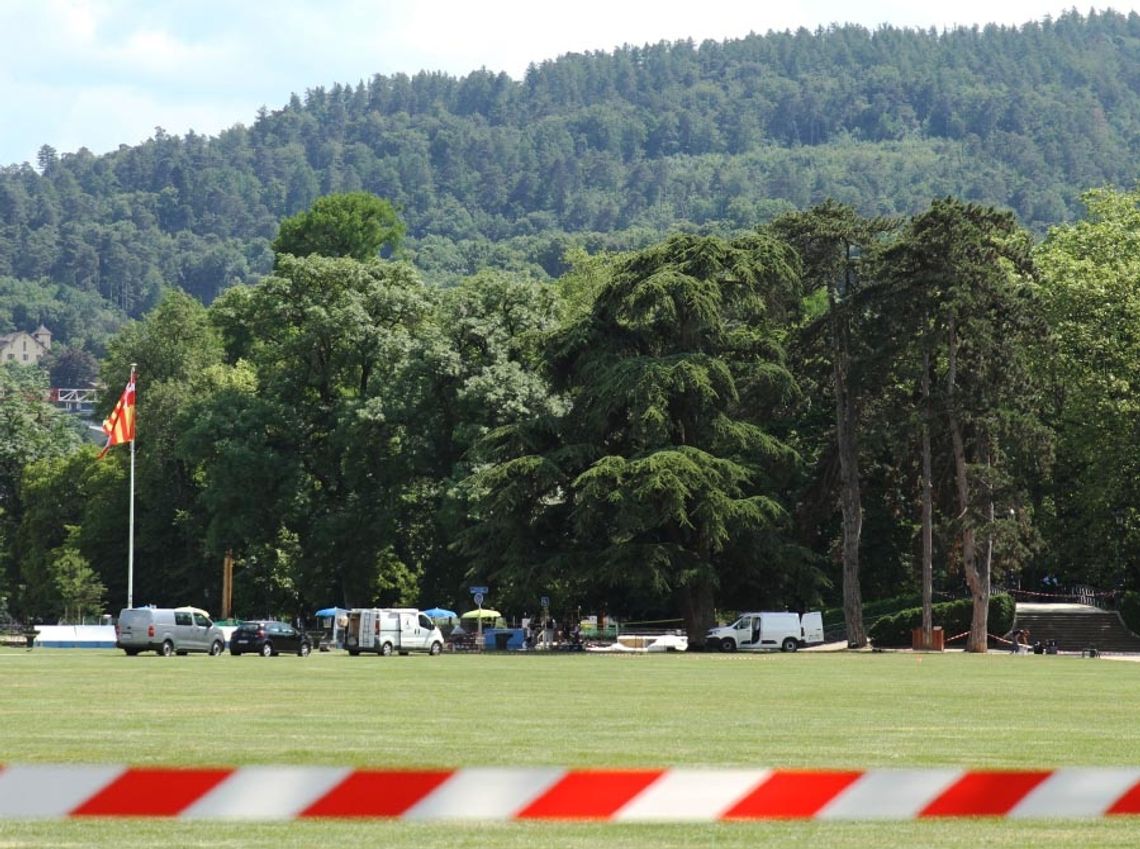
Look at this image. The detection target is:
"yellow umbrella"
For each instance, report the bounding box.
[460,609,502,620]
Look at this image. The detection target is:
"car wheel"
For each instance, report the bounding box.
[720,638,736,653]
[161,640,174,657]
[380,642,393,657]
[230,649,242,656]
[299,642,311,657]
[260,642,274,657]
[209,640,224,656]
[781,637,799,653]
[123,648,140,656]
[429,641,442,656]
[347,649,359,656]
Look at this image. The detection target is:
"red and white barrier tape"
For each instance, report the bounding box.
[4,766,1140,820]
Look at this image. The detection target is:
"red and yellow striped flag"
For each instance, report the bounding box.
[98,370,136,459]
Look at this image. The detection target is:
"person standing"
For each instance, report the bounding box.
[1008,628,1022,654]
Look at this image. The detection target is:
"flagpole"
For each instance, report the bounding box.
[127,363,136,609]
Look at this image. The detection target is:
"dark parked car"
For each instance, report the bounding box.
[229,620,312,657]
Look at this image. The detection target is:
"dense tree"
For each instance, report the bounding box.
[882,199,1047,651]
[96,290,226,607]
[208,252,434,609]
[462,233,807,642]
[385,271,567,609]
[272,191,405,263]
[774,201,897,648]
[0,365,84,611]
[1035,188,1140,589]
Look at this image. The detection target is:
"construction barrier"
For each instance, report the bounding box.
[4,765,1140,820]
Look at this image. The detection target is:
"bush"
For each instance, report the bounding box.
[822,593,922,629]
[867,593,1015,648]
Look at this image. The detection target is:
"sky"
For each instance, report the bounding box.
[1,0,1134,168]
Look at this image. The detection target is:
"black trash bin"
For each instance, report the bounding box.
[23,629,39,649]
[493,631,511,651]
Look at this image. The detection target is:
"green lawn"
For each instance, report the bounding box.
[3,647,1140,848]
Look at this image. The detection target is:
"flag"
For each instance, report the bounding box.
[98,370,136,459]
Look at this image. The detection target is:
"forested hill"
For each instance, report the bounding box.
[2,9,1139,325]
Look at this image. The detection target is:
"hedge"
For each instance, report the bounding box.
[867,593,1015,648]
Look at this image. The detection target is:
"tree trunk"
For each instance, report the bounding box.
[947,316,988,652]
[920,347,934,648]
[981,433,996,597]
[680,577,717,649]
[831,268,866,649]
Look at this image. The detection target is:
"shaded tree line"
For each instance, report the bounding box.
[4,188,1138,652]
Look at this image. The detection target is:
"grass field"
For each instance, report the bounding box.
[3,646,1140,848]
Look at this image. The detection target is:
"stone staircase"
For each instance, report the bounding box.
[1012,603,1140,654]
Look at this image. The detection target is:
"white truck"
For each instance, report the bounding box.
[706,611,825,653]
[344,608,444,656]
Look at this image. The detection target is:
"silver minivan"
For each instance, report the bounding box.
[116,606,226,656]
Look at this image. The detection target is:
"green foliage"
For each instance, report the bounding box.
[91,290,228,607]
[0,365,85,607]
[1,11,1137,312]
[14,447,124,617]
[867,593,1015,647]
[1,12,1138,628]
[462,232,810,635]
[0,277,125,352]
[823,593,923,628]
[272,192,405,263]
[1034,188,1140,589]
[197,252,439,609]
[50,537,106,623]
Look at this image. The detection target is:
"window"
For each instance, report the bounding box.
[193,613,211,627]
[419,614,433,629]
[174,612,192,626]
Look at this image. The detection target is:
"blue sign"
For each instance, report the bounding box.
[474,593,484,607]
[540,596,550,608]
[469,585,488,595]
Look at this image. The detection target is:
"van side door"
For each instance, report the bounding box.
[191,611,213,651]
[732,615,758,647]
[399,612,417,649]
[360,610,376,650]
[417,613,436,649]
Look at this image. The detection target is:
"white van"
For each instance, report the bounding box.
[344,608,444,656]
[115,606,226,656]
[706,611,825,652]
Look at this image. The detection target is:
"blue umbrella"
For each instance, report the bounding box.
[314,607,346,618]
[422,607,458,620]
